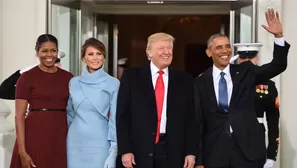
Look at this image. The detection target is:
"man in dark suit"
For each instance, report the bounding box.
[194,8,290,168]
[116,32,198,168]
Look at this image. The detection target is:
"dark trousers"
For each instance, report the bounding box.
[115,134,168,168]
[256,124,266,168]
[256,158,266,168]
[207,135,257,168]
[153,134,167,168]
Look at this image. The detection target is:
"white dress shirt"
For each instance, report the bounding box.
[212,64,233,106]
[275,36,285,46]
[151,62,168,134]
[212,64,234,132]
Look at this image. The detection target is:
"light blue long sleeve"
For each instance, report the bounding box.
[104,89,119,168]
[108,89,118,144]
[67,96,75,127]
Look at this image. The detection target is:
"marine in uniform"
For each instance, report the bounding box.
[0,49,66,99]
[233,43,280,168]
[117,57,128,80]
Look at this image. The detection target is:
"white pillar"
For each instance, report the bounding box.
[0,101,15,168]
[0,1,15,168]
[1,0,47,124]
[258,0,297,167]
[0,0,47,167]
[0,0,2,82]
[280,0,297,167]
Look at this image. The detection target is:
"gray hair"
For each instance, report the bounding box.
[207,33,228,48]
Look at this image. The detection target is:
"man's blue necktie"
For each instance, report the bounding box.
[219,72,228,112]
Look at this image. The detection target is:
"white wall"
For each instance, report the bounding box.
[257,0,297,167]
[0,0,3,82]
[280,0,297,167]
[0,0,47,125]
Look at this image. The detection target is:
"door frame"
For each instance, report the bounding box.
[47,0,258,76]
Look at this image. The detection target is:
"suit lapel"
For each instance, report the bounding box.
[140,65,157,113]
[167,68,177,114]
[204,67,218,111]
[229,64,240,108]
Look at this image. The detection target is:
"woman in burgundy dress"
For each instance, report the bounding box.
[10,34,73,168]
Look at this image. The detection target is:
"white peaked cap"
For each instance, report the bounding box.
[58,49,66,59]
[118,58,128,65]
[229,54,239,63]
[233,43,263,52]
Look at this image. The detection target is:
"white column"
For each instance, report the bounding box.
[1,0,47,123]
[0,0,47,167]
[280,0,297,167]
[0,1,15,168]
[0,0,2,81]
[0,101,15,168]
[258,0,297,167]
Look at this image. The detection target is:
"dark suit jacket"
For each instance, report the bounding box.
[0,70,21,100]
[194,42,290,167]
[116,64,198,168]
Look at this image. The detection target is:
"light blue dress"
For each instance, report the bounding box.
[67,67,120,168]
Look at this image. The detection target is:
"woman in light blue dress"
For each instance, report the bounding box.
[67,38,120,168]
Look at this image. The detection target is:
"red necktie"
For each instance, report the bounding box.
[155,70,164,144]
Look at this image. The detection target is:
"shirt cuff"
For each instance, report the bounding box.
[274,37,285,46]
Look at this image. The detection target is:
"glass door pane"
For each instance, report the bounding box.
[229,0,257,61]
[96,20,110,73]
[234,5,254,44]
[50,4,80,76]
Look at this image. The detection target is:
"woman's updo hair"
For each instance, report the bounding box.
[35,34,58,50]
[81,38,106,60]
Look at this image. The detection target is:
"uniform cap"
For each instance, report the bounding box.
[233,43,263,59]
[118,58,128,66]
[58,49,66,59]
